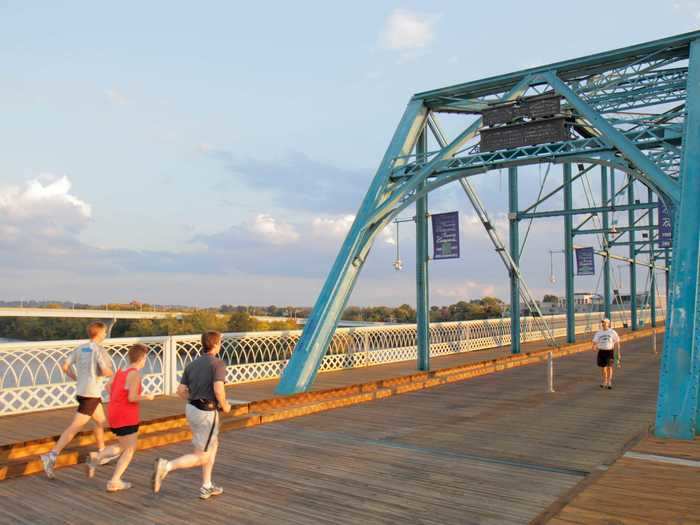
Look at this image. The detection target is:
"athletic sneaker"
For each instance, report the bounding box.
[106,480,132,492]
[86,452,98,478]
[152,458,169,493]
[99,452,121,466]
[199,484,224,500]
[40,452,56,479]
[607,385,613,390]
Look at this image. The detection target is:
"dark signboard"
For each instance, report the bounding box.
[480,117,570,152]
[658,202,673,248]
[431,211,460,260]
[575,247,595,276]
[482,93,561,126]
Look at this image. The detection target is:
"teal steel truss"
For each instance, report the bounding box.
[276,31,700,440]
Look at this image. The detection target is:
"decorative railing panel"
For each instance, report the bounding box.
[0,309,663,416]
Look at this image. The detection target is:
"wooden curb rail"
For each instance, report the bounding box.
[0,326,662,481]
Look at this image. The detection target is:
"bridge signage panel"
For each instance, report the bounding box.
[657,202,673,248]
[479,117,570,152]
[575,246,595,276]
[481,93,562,126]
[431,211,460,260]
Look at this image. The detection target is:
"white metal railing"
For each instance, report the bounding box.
[0,309,663,416]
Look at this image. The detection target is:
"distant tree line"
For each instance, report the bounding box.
[0,311,298,341]
[0,297,506,341]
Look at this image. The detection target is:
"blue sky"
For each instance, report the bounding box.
[0,1,692,306]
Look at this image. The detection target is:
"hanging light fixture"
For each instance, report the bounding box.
[393,221,403,271]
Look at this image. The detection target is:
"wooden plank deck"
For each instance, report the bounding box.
[547,436,700,525]
[0,331,638,447]
[0,333,669,524]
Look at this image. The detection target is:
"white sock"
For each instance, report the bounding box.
[202,482,212,489]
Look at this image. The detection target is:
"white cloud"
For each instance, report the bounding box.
[433,280,499,300]
[245,214,299,245]
[104,88,128,105]
[380,9,439,60]
[311,214,395,244]
[0,176,91,241]
[672,0,700,18]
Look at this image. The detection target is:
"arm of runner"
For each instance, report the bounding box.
[62,351,77,381]
[177,366,190,399]
[126,369,154,402]
[176,383,189,400]
[214,381,231,413]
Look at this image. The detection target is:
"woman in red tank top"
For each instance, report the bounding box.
[86,343,154,492]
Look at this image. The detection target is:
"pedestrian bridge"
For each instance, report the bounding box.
[0,310,653,416]
[0,321,697,524]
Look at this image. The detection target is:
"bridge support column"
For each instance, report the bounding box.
[655,37,700,439]
[508,167,521,354]
[564,163,575,343]
[628,179,638,330]
[601,166,612,320]
[416,129,430,371]
[648,187,657,328]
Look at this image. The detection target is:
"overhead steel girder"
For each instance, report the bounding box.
[518,202,656,220]
[543,71,680,204]
[393,125,679,186]
[580,68,687,113]
[434,67,688,115]
[417,30,696,105]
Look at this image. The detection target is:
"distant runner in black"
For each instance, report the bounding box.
[592,318,621,389]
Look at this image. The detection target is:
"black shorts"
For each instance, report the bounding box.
[111,424,140,437]
[76,396,102,416]
[597,350,614,368]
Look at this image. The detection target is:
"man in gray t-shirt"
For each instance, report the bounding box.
[180,353,227,402]
[41,322,115,478]
[153,331,231,500]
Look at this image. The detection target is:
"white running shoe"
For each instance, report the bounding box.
[40,452,56,479]
[199,484,224,500]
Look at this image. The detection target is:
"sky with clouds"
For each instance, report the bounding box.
[0,1,692,307]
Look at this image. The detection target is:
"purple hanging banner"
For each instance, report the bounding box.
[575,246,595,276]
[658,202,673,248]
[431,211,460,260]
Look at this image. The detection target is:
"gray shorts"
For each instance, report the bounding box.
[185,404,219,451]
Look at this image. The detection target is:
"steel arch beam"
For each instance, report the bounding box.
[655,38,700,438]
[275,99,428,394]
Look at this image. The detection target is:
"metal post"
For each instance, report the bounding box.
[628,179,638,330]
[656,37,700,439]
[601,166,612,319]
[546,351,555,393]
[509,166,521,354]
[648,186,657,327]
[564,163,576,343]
[416,129,430,371]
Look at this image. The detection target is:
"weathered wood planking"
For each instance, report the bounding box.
[548,439,700,525]
[0,328,645,447]
[0,333,666,524]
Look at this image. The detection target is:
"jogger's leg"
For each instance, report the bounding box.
[201,439,218,487]
[91,404,107,451]
[110,434,137,483]
[52,412,91,455]
[165,450,208,473]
